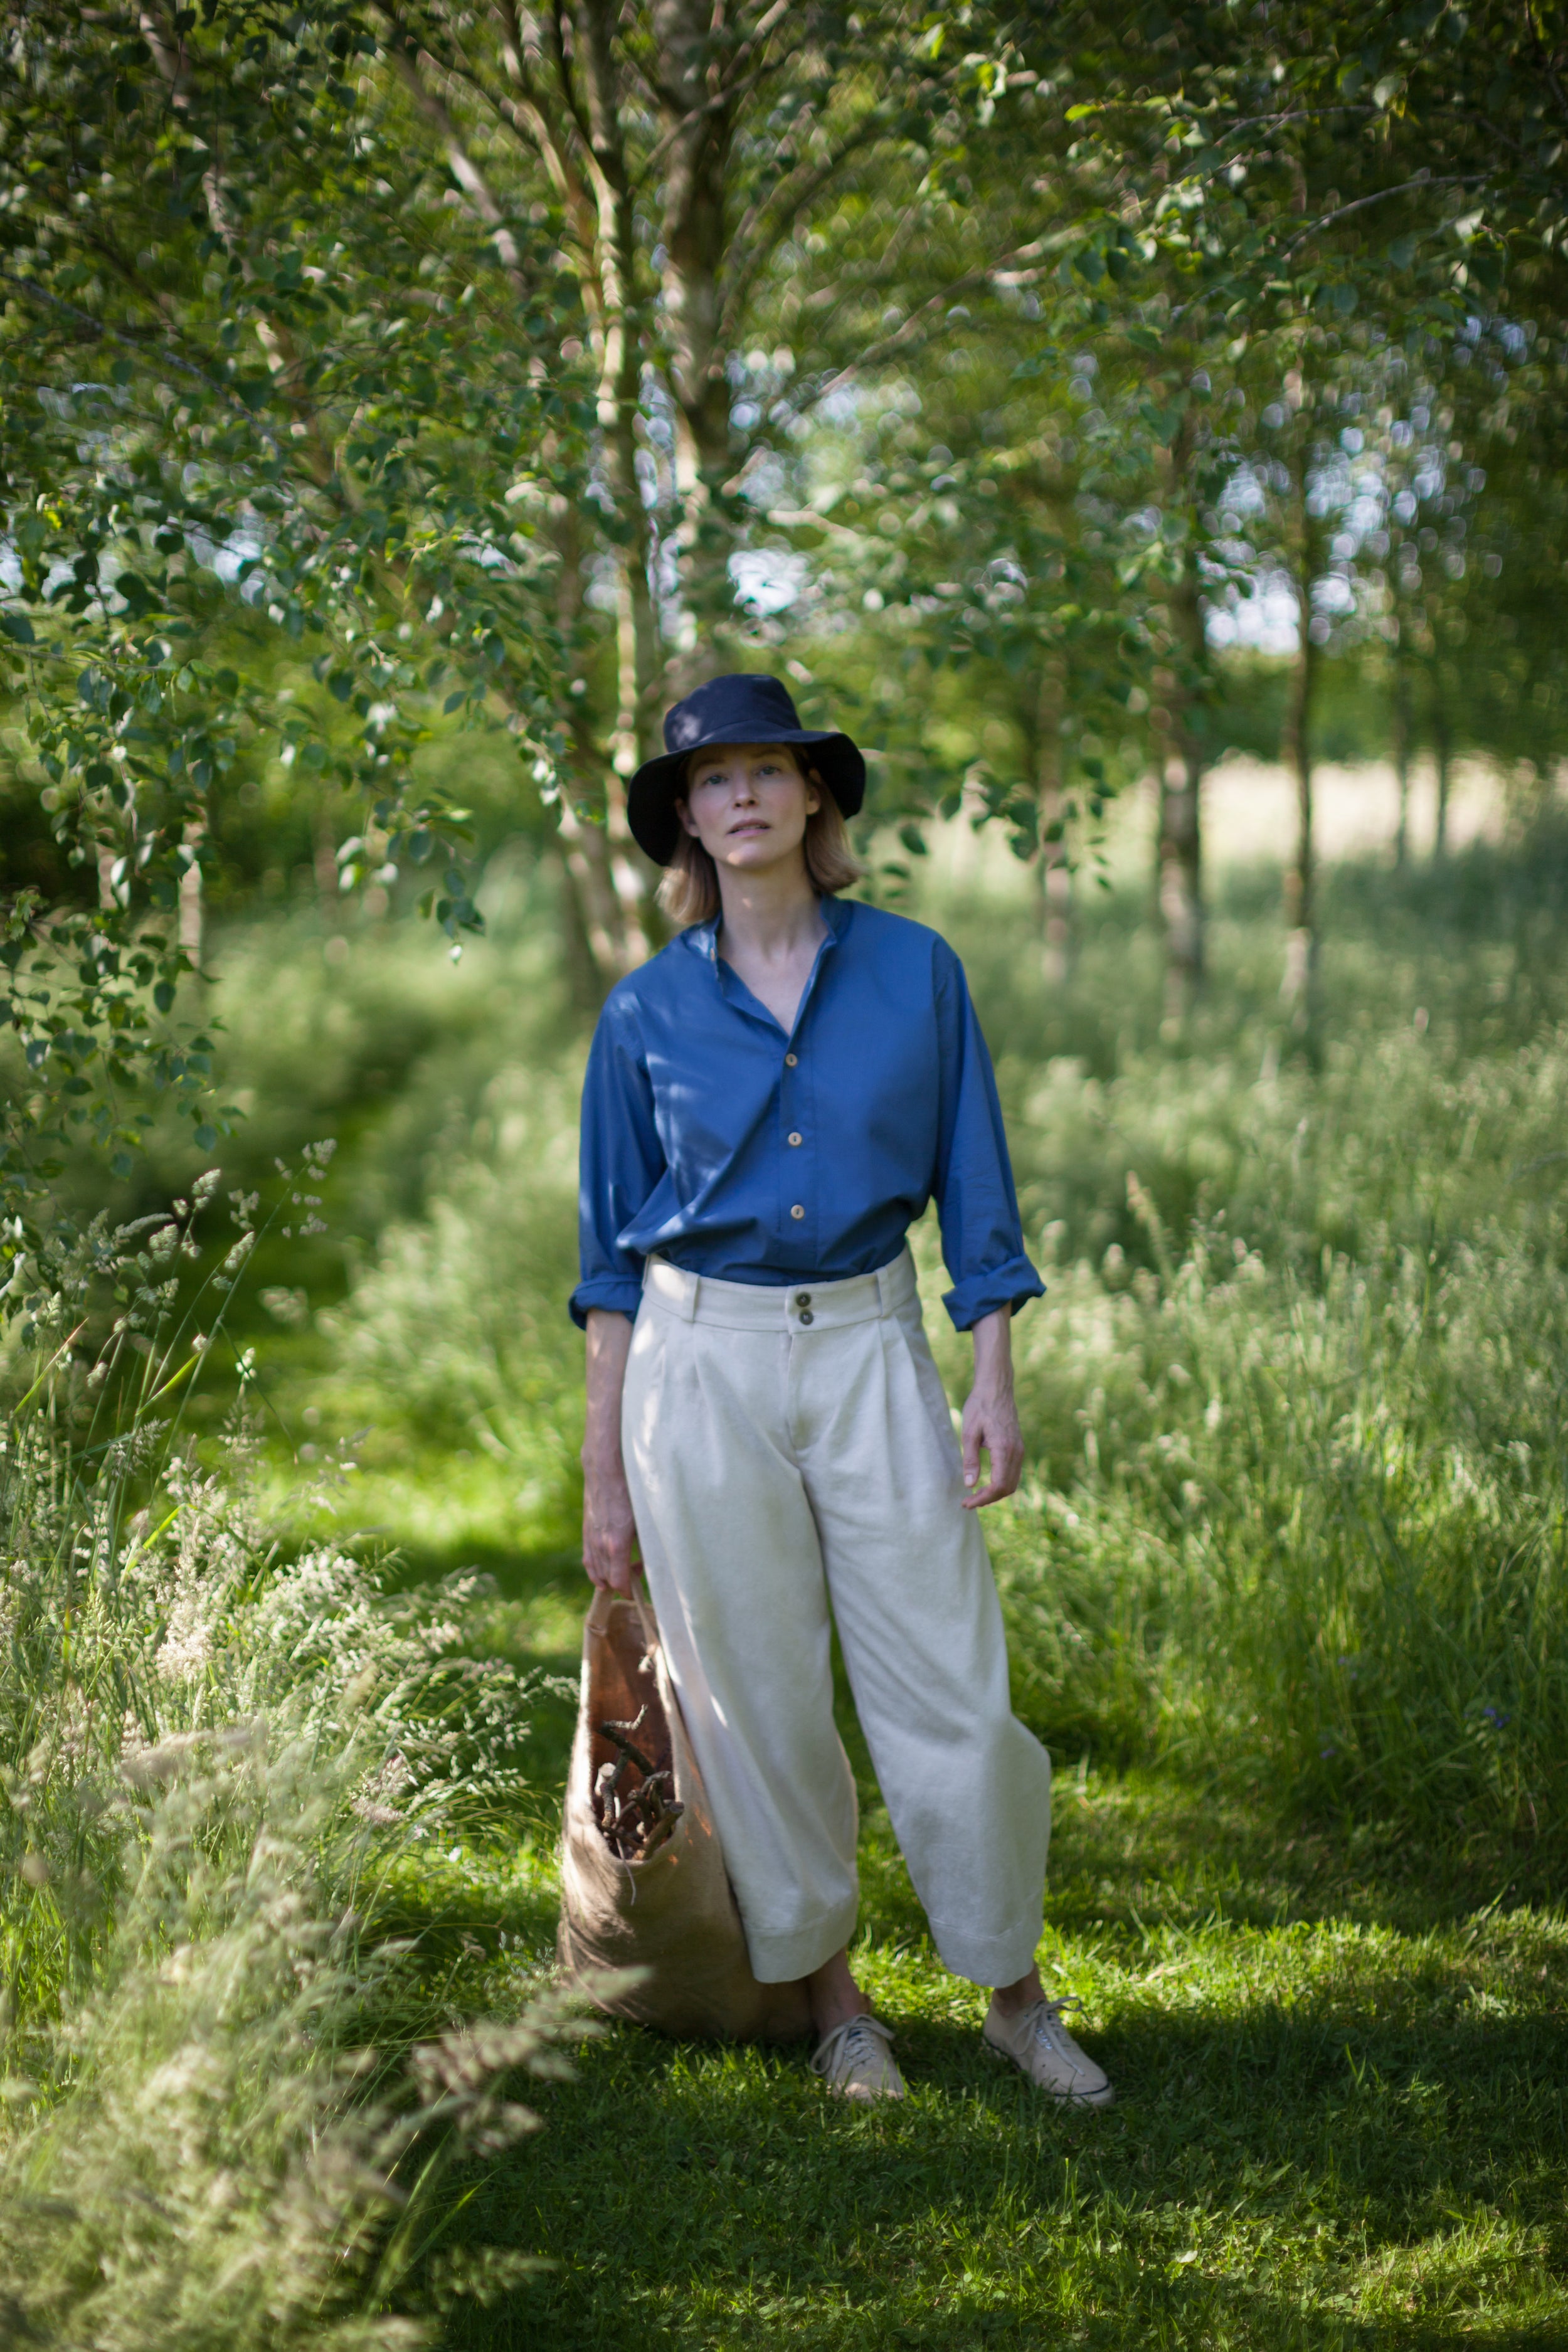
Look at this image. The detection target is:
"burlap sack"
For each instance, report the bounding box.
[557,1583,813,2042]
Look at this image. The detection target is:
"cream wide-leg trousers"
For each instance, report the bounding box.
[621,1246,1051,1987]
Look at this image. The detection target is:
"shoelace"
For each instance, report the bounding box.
[810,2013,897,2085]
[1021,1994,1085,2054]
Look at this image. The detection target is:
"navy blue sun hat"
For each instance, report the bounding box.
[627,673,866,865]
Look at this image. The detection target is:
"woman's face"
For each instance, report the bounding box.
[677,743,821,877]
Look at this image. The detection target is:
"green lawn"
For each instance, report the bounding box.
[172,829,1568,2344]
[405,1541,1568,2351]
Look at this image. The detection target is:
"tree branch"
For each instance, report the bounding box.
[388,45,532,299]
[718,111,893,344]
[636,0,796,183]
[0,268,285,458]
[549,0,598,164]
[780,235,1062,426]
[1278,171,1491,259]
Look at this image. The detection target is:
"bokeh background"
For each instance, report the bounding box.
[4,6,1568,2345]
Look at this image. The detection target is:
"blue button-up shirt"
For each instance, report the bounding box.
[570,895,1044,1332]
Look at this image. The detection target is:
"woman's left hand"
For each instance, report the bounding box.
[961,1307,1024,1508]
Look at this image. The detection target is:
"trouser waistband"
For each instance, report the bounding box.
[641,1246,917,1331]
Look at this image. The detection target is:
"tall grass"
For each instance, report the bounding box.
[282,829,1568,1865]
[0,1209,575,2347]
[990,1204,1568,1840]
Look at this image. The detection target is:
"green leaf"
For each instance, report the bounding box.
[0,612,36,647]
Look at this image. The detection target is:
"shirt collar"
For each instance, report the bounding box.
[682,893,854,965]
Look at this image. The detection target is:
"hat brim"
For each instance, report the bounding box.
[627,728,866,866]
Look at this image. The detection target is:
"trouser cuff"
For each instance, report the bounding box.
[928,1912,1044,1989]
[743,1900,861,1986]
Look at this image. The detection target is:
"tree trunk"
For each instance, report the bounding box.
[1156,750,1202,1021]
[574,4,662,956]
[553,841,610,1015]
[1152,561,1207,1028]
[391,7,917,982]
[1281,444,1320,1031]
[1433,697,1453,860]
[1392,651,1413,868]
[312,802,341,932]
[1281,601,1319,1025]
[178,816,205,967]
[655,0,741,677]
[1031,661,1073,990]
[1147,463,1213,1025]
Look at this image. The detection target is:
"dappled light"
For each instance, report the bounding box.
[3,3,1567,2346]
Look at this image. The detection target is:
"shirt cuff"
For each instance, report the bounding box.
[569,1274,644,1330]
[941,1256,1046,1333]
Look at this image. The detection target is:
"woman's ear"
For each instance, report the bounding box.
[674,797,701,838]
[804,765,823,817]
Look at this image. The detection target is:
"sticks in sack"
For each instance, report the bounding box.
[592,1705,686,1861]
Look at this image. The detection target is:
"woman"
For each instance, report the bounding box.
[571,672,1112,2109]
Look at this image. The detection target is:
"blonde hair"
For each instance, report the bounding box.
[657,752,864,926]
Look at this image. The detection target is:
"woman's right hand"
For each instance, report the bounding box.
[582,1446,641,1596]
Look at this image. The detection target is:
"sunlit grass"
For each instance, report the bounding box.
[16,822,1568,2344]
[435,1751,1568,2351]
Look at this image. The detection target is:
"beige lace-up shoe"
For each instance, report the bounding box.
[983,1994,1115,2107]
[810,2013,906,2102]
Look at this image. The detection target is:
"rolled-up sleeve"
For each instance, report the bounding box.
[931,944,1046,1330]
[569,993,665,1329]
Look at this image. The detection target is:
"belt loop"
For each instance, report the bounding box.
[645,1253,700,1322]
[876,1259,895,1316]
[665,1256,698,1322]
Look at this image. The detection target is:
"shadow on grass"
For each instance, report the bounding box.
[428,1979,1568,2352]
[352,1563,1568,2346]
[394,1695,1568,2351]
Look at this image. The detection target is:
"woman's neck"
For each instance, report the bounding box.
[714,857,825,965]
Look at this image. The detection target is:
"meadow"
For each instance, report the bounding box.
[4,803,1568,2346]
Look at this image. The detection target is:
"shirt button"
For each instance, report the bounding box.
[784,1052,798,1067]
[787,1131,802,1147]
[790,1204,805,1220]
[798,1308,814,1325]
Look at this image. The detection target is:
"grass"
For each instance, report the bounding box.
[0,1330,576,2346]
[10,810,1568,2344]
[251,831,1568,1865]
[427,1686,1568,2351]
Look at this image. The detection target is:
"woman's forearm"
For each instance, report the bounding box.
[582,1309,640,1591]
[961,1304,1024,1508]
[970,1305,1015,1400]
[583,1307,635,1468]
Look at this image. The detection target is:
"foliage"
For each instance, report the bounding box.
[0,1241,575,2345]
[265,819,1568,1867]
[3,744,1566,2349]
[0,1,579,1249]
[8,0,1568,1223]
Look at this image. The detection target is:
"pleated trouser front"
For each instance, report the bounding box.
[620,1246,1051,1986]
